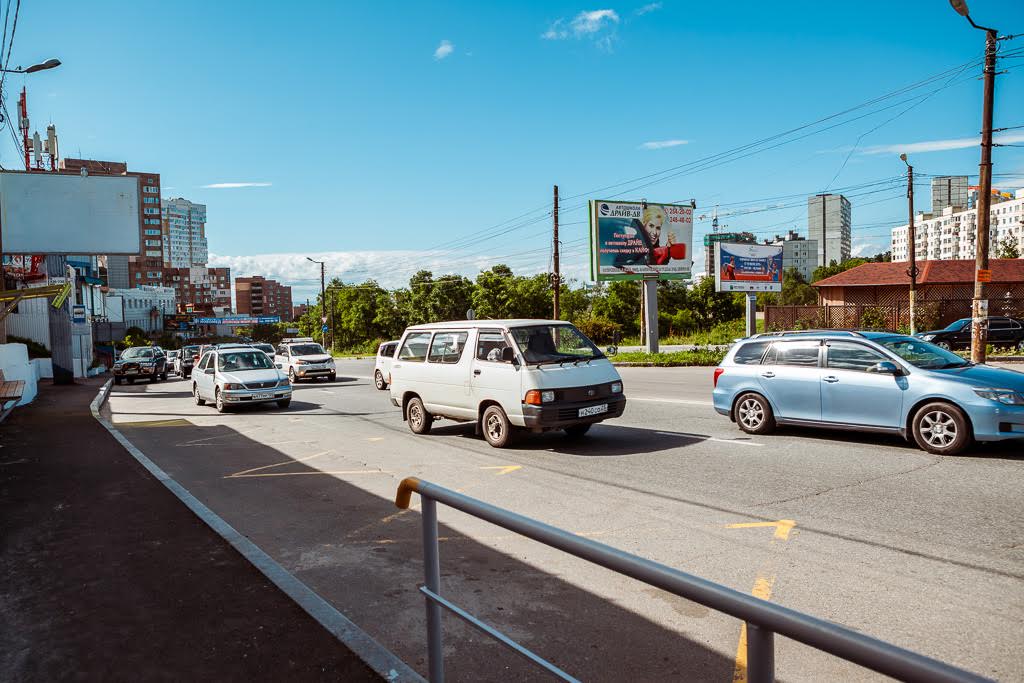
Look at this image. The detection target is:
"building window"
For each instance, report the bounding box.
[144,208,159,216]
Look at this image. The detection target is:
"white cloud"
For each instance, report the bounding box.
[639,139,688,150]
[201,182,272,189]
[542,9,619,41]
[635,2,662,15]
[861,132,1024,156]
[851,237,886,258]
[433,40,454,60]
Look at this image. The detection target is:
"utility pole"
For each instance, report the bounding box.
[319,261,326,349]
[552,185,560,320]
[18,88,30,171]
[901,154,918,334]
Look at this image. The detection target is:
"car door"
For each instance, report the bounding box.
[820,341,904,428]
[392,331,434,400]
[196,352,214,399]
[424,330,473,417]
[470,329,522,421]
[756,340,822,422]
[987,317,1014,348]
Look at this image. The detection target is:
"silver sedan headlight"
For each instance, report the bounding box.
[974,388,1024,405]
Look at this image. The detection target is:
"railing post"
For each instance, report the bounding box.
[422,497,445,682]
[746,622,775,683]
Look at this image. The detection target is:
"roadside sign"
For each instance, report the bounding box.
[286,327,299,334]
[321,324,329,333]
[321,315,328,323]
[71,304,87,323]
[977,269,992,283]
[466,308,475,320]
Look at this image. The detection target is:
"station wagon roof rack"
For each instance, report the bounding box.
[749,329,866,339]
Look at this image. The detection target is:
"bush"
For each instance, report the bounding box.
[913,301,940,333]
[612,348,727,366]
[860,307,889,330]
[6,334,50,358]
[574,316,623,344]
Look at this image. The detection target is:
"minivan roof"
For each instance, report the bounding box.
[405,319,568,331]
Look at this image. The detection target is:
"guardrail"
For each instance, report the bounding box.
[395,477,989,683]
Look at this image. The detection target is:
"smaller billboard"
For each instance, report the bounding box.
[714,243,783,293]
[2,254,47,283]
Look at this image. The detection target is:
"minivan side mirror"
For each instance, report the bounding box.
[867,361,902,375]
[501,347,517,364]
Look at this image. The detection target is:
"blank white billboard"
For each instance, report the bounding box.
[0,172,140,254]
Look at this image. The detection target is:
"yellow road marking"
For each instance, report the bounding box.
[227,470,391,479]
[480,465,522,475]
[367,437,385,442]
[725,519,796,541]
[120,418,191,429]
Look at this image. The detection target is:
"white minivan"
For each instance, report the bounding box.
[388,319,626,448]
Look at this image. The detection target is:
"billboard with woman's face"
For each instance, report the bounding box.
[714,242,784,292]
[589,200,693,281]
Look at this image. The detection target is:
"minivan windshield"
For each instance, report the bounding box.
[289,343,326,356]
[509,324,604,365]
[874,335,971,369]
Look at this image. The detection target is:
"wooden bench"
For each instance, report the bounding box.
[0,368,26,423]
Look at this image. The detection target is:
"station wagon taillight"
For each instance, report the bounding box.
[713,367,724,388]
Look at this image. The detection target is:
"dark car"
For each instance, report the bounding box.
[917,316,1024,350]
[113,346,168,384]
[177,345,200,378]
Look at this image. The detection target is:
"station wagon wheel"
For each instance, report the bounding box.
[374,370,387,390]
[912,402,971,455]
[482,405,513,448]
[734,392,776,435]
[407,397,433,435]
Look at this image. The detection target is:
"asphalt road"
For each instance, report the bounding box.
[104,360,1024,682]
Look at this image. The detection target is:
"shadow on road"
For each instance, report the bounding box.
[116,418,740,682]
[771,425,1024,461]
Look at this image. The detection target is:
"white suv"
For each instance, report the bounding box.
[274,337,336,383]
[374,340,400,390]
[193,344,292,412]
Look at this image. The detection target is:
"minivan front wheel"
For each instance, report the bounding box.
[735,393,776,435]
[482,405,513,448]
[407,397,433,435]
[912,402,971,455]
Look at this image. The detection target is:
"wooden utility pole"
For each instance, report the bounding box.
[552,185,560,320]
[971,27,997,364]
[901,154,918,334]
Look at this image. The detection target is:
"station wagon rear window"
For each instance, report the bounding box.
[732,341,770,365]
[765,341,820,367]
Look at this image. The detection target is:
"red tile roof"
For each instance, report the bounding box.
[813,259,1024,288]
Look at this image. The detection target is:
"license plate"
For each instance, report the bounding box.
[126,370,138,375]
[253,393,273,400]
[579,404,608,418]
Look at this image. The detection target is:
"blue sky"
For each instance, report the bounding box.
[10,0,1024,299]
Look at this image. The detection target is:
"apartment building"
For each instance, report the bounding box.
[235,276,293,321]
[891,190,1024,262]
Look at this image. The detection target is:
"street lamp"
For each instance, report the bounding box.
[900,153,918,335]
[306,257,327,348]
[2,58,61,74]
[949,0,998,364]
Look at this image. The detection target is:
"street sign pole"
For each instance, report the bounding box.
[643,278,659,354]
[746,293,757,338]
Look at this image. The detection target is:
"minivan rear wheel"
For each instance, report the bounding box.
[735,393,776,435]
[407,397,433,435]
[912,402,971,455]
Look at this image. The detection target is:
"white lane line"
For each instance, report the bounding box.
[631,396,714,406]
[655,431,764,448]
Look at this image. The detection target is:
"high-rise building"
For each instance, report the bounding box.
[161,197,208,267]
[235,276,294,320]
[931,176,969,213]
[766,230,818,282]
[58,158,163,289]
[703,231,756,277]
[891,190,1024,262]
[807,193,851,268]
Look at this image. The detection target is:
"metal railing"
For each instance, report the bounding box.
[395,477,990,683]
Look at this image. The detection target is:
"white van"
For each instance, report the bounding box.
[374,340,400,390]
[388,319,625,448]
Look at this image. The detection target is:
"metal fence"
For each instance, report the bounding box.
[395,477,989,683]
[766,299,1024,332]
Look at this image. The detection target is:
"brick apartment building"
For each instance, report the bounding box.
[58,158,163,289]
[164,266,232,315]
[235,276,293,321]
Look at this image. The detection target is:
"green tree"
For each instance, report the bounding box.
[812,258,868,283]
[687,275,744,329]
[592,280,641,336]
[472,264,517,319]
[996,237,1021,259]
[780,268,818,305]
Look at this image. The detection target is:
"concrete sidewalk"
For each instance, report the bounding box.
[0,378,380,681]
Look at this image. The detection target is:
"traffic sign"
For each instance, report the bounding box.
[977,269,992,283]
[321,315,328,323]
[321,324,329,333]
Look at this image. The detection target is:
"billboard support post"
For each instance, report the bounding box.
[643,279,659,354]
[745,294,757,339]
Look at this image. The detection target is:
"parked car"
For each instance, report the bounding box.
[250,342,276,357]
[192,346,292,412]
[166,350,179,374]
[374,340,400,390]
[176,345,200,378]
[916,316,1024,350]
[712,330,1024,455]
[389,320,625,448]
[274,337,336,382]
[113,346,168,384]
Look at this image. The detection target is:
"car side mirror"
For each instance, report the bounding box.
[205,367,215,375]
[867,361,901,375]
[501,347,516,363]
[275,363,282,369]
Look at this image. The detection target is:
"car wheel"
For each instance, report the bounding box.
[564,424,591,438]
[161,371,168,381]
[215,388,228,413]
[482,405,513,448]
[936,341,951,350]
[277,398,291,409]
[288,367,297,384]
[327,372,336,382]
[114,376,122,385]
[193,384,205,406]
[407,397,433,435]
[127,377,135,385]
[734,393,776,435]
[374,370,387,390]
[912,402,971,455]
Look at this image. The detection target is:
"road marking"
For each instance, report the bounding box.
[366,437,385,442]
[225,450,333,478]
[480,465,522,475]
[120,418,191,429]
[631,396,714,406]
[655,431,764,447]
[728,519,797,683]
[228,470,391,479]
[725,519,796,541]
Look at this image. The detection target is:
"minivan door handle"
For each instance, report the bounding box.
[823,375,839,383]
[473,369,481,375]
[760,371,775,378]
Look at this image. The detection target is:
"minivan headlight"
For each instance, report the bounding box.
[610,382,622,393]
[974,388,1024,405]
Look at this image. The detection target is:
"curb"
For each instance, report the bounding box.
[90,380,423,683]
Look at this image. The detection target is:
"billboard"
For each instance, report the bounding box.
[2,254,47,283]
[714,242,784,293]
[590,200,693,281]
[195,316,281,325]
[0,172,140,254]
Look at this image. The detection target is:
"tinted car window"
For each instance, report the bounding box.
[399,332,432,362]
[826,342,886,372]
[770,341,820,367]
[733,341,770,365]
[989,318,1010,330]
